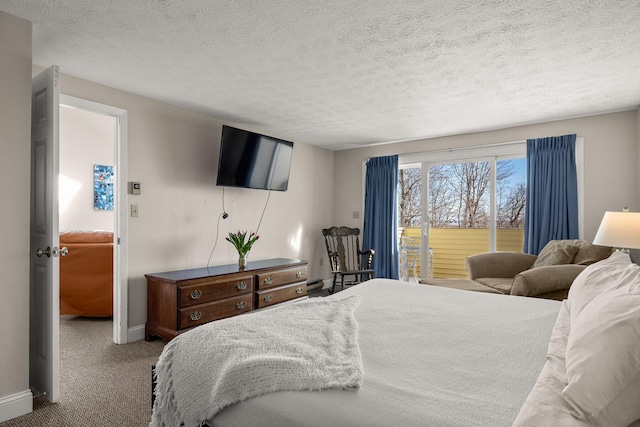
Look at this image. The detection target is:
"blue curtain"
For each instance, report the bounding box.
[524,134,579,254]
[363,155,399,279]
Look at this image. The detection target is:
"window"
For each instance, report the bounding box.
[399,143,527,279]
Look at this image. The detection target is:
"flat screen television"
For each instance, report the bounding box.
[216,125,294,191]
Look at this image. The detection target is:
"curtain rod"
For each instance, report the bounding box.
[402,139,526,157]
[398,133,579,158]
[363,139,528,163]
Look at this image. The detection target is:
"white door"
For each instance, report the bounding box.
[29,65,60,403]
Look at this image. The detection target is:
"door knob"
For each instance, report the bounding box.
[60,247,69,256]
[35,247,51,258]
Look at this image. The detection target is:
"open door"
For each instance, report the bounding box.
[29,65,60,402]
[59,95,129,344]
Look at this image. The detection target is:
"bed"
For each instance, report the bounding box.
[151,251,640,427]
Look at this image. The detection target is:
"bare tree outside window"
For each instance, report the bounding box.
[398,168,422,228]
[428,165,457,228]
[398,159,526,229]
[497,182,526,228]
[495,159,526,228]
[451,162,491,228]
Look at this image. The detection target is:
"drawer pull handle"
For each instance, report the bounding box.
[236,281,247,291]
[296,287,304,294]
[264,294,273,302]
[190,311,202,321]
[296,271,304,278]
[190,289,203,299]
[236,301,247,310]
[264,277,273,285]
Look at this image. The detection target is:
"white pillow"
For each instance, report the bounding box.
[563,285,640,427]
[567,250,633,322]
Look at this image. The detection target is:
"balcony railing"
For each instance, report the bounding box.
[400,227,524,279]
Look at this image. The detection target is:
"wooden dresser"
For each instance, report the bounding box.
[145,258,308,341]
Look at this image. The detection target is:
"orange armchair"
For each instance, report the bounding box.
[59,231,113,317]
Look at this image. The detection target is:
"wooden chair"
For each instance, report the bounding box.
[322,226,375,294]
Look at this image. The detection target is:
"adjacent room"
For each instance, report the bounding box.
[1,1,640,426]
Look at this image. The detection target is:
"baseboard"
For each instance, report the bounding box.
[0,390,33,423]
[127,324,146,343]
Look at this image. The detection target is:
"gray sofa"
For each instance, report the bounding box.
[463,240,614,300]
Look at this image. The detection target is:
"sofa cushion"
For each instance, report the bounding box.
[465,252,537,280]
[571,240,614,265]
[474,278,512,294]
[512,264,586,299]
[533,240,579,268]
[60,230,114,244]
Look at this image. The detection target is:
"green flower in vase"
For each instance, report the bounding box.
[226,230,259,257]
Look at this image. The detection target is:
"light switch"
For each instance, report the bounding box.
[131,204,139,217]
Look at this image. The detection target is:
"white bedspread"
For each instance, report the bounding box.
[210,279,561,427]
[151,295,363,427]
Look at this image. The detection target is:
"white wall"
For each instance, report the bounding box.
[334,110,640,241]
[0,10,32,422]
[45,72,336,329]
[59,105,115,231]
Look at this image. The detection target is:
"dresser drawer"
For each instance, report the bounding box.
[179,294,253,329]
[179,275,253,308]
[257,266,307,290]
[256,282,306,309]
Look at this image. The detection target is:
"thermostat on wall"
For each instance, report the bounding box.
[128,181,141,195]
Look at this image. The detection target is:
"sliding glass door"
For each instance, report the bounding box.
[398,144,526,279]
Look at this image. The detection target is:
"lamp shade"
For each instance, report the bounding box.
[593,211,640,249]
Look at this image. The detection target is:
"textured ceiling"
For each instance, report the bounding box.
[3,1,640,150]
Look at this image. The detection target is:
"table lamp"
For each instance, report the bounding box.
[593,208,640,253]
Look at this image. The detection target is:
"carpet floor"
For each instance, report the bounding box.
[0,316,165,427]
[3,288,331,427]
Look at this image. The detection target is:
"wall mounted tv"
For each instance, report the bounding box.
[216,125,294,191]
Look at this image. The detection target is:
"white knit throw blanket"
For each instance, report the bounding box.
[150,295,363,427]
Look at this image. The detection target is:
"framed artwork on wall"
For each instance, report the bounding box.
[94,164,114,210]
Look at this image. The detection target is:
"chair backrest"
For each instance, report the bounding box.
[322,226,364,272]
[400,236,421,260]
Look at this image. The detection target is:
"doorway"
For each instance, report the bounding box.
[59,95,128,344]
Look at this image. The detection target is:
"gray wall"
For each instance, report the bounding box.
[0,10,32,420]
[52,73,336,329]
[333,110,640,241]
[59,105,116,232]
